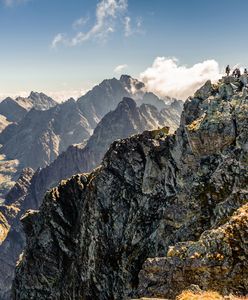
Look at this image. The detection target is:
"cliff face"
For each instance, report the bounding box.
[0,116,11,133]
[135,78,248,299]
[20,97,175,211]
[0,98,177,300]
[13,76,248,299]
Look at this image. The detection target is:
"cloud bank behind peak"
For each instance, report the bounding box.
[140,57,222,100]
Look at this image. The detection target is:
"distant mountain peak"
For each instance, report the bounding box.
[27,91,57,110]
[118,97,137,110]
[119,74,132,82]
[29,91,39,97]
[120,74,145,94]
[2,97,15,102]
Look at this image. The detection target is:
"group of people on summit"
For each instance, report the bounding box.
[225,65,247,77]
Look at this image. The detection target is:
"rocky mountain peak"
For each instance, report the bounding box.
[120,74,132,82]
[12,76,247,299]
[120,74,145,94]
[0,92,57,125]
[1,97,14,103]
[27,91,57,110]
[117,96,137,110]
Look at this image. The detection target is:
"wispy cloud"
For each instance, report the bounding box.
[51,0,143,48]
[51,33,66,49]
[140,57,222,100]
[124,16,131,36]
[72,16,89,30]
[114,64,128,73]
[71,0,127,46]
[2,0,29,6]
[124,16,143,37]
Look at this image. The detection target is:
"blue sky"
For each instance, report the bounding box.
[0,0,247,100]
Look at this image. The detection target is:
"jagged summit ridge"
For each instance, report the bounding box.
[12,75,247,299]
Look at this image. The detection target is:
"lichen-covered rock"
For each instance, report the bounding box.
[13,77,248,299]
[137,203,248,299]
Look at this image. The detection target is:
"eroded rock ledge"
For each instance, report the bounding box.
[13,76,248,299]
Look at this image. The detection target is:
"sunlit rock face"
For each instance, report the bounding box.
[13,76,247,299]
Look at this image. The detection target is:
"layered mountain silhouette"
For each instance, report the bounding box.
[0,76,182,172]
[77,74,176,127]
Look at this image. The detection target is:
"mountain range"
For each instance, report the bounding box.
[0,92,57,124]
[0,75,182,200]
[11,76,248,300]
[0,83,182,299]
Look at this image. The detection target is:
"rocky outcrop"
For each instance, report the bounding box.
[15,97,177,210]
[137,203,248,299]
[0,153,20,202]
[0,116,11,133]
[4,168,35,207]
[0,97,177,300]
[13,76,248,299]
[13,97,175,211]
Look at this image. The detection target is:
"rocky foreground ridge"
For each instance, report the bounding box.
[0,97,179,300]
[13,76,247,299]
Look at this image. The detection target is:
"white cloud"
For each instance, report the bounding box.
[114,64,128,73]
[140,57,222,100]
[124,16,143,37]
[51,33,66,49]
[72,16,89,30]
[51,0,143,48]
[70,0,127,46]
[124,16,131,36]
